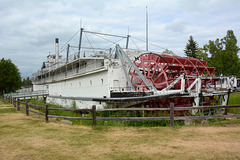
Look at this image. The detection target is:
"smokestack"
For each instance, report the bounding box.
[55,38,59,62]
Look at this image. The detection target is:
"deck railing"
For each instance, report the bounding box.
[4,90,49,98]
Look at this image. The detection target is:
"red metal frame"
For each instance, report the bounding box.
[129,53,220,114]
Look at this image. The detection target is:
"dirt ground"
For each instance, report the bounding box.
[0,103,240,160]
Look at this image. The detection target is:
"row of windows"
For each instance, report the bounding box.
[50,79,104,88]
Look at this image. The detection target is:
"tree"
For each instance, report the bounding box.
[162,49,175,55]
[0,58,21,94]
[41,62,46,70]
[204,30,240,76]
[184,35,199,58]
[22,77,32,87]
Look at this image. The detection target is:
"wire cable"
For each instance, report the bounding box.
[60,29,80,52]
[103,37,126,50]
[131,36,166,50]
[84,32,95,53]
[130,37,140,50]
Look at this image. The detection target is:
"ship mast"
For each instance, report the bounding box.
[78,28,84,58]
[146,6,148,51]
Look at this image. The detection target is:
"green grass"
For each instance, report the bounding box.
[228,92,240,114]
[1,99,240,160]
[0,98,10,105]
[0,108,18,113]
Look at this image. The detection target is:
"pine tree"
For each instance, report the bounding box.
[184,35,199,58]
[41,62,46,70]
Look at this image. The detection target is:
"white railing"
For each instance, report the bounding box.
[4,90,49,98]
[33,60,106,84]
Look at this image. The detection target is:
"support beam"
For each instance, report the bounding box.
[116,44,158,94]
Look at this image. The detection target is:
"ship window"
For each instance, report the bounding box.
[90,80,92,85]
[79,82,81,87]
[101,79,103,85]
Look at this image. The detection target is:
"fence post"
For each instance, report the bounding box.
[26,102,29,116]
[224,89,231,115]
[45,104,48,122]
[17,99,20,111]
[43,96,47,103]
[92,105,96,126]
[170,103,174,128]
[13,98,16,108]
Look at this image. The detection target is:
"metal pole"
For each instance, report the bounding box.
[66,44,70,63]
[126,35,130,49]
[78,28,84,58]
[146,6,148,51]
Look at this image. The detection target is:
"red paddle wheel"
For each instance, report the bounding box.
[129,53,220,115]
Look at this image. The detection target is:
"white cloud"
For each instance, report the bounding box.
[165,19,187,33]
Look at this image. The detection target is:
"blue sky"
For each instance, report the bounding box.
[0,0,240,77]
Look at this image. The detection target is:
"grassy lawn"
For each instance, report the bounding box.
[228,92,240,114]
[0,98,240,160]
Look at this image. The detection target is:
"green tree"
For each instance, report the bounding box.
[196,47,209,61]
[184,35,199,58]
[0,58,21,94]
[41,62,46,70]
[163,49,175,55]
[204,30,240,76]
[22,77,32,87]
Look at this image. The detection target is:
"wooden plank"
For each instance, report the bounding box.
[96,105,240,112]
[28,109,45,116]
[97,108,170,112]
[47,108,92,112]
[174,114,240,120]
[28,104,45,109]
[174,105,240,111]
[19,101,26,105]
[96,117,170,121]
[47,115,92,120]
[18,105,26,110]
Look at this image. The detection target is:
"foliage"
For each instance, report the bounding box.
[184,35,199,58]
[0,58,21,94]
[204,30,240,76]
[228,92,240,114]
[162,49,175,55]
[41,62,46,70]
[21,77,32,87]
[196,47,209,60]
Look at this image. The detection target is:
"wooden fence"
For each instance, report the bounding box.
[6,97,240,127]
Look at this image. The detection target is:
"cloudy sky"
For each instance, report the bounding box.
[0,0,240,77]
